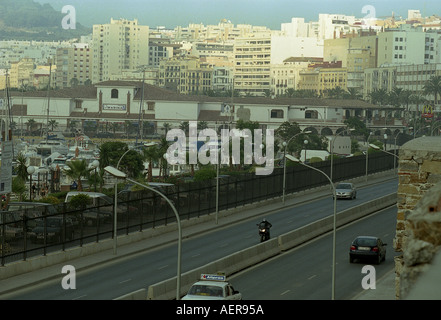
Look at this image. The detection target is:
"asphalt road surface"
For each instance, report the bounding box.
[2,179,397,300]
[229,205,399,300]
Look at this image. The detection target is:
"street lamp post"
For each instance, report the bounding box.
[329,129,354,183]
[285,154,337,300]
[104,166,182,300]
[113,142,157,255]
[365,132,372,182]
[369,143,399,173]
[281,131,311,205]
[92,159,99,192]
[27,166,35,200]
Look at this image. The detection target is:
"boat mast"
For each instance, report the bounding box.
[45,62,52,141]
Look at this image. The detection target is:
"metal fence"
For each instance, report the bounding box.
[0,151,395,266]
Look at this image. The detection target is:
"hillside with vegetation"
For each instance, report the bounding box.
[0,0,91,40]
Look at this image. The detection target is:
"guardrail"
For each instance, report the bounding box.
[122,193,397,300]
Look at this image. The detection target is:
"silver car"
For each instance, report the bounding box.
[335,182,357,200]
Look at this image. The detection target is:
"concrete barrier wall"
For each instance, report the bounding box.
[143,238,280,300]
[142,193,397,300]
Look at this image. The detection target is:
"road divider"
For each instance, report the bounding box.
[135,193,397,300]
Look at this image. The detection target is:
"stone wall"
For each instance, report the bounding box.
[395,136,441,299]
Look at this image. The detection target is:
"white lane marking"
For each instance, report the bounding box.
[308,275,317,280]
[119,279,131,284]
[280,290,290,296]
[158,265,168,270]
[72,294,87,300]
[192,253,200,258]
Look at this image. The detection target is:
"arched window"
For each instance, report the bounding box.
[111,89,119,99]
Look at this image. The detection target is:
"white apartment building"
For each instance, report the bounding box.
[92,18,149,83]
[317,14,357,40]
[270,35,323,64]
[173,21,271,42]
[376,24,425,67]
[424,30,441,64]
[233,33,272,96]
[212,66,234,93]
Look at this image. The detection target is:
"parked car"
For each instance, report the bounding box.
[29,216,75,243]
[335,182,357,200]
[349,236,387,264]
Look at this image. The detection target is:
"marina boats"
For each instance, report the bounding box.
[36,139,69,156]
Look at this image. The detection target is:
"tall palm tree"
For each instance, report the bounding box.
[143,145,160,182]
[63,159,89,191]
[423,75,441,105]
[15,152,29,181]
[157,137,171,179]
[26,119,37,134]
[48,119,58,131]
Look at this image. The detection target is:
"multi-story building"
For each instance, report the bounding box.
[363,63,441,105]
[55,43,93,88]
[148,37,176,68]
[174,21,270,42]
[92,18,149,83]
[9,57,35,88]
[376,24,425,67]
[324,32,377,91]
[212,66,234,93]
[424,30,441,64]
[233,33,272,96]
[270,57,323,97]
[158,56,213,94]
[363,65,397,98]
[298,61,347,97]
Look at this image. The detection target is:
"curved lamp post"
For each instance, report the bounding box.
[111,142,158,255]
[285,154,337,300]
[104,165,182,300]
[281,131,311,205]
[329,128,355,183]
[369,143,399,173]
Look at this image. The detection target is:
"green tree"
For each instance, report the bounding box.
[15,151,29,181]
[423,75,441,105]
[344,117,370,140]
[63,159,89,191]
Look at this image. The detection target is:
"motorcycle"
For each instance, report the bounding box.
[257,222,270,242]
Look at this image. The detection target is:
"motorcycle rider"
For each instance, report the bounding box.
[258,218,272,239]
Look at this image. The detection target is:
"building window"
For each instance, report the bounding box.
[305,110,319,119]
[270,109,284,119]
[111,89,119,99]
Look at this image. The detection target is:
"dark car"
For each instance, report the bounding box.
[349,236,387,264]
[335,182,357,200]
[29,216,75,244]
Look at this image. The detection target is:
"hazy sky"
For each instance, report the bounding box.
[35,0,441,29]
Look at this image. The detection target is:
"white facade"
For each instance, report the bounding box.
[377,25,426,67]
[92,19,149,83]
[270,35,323,65]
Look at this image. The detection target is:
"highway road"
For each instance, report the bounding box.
[1,178,398,300]
[230,205,399,300]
